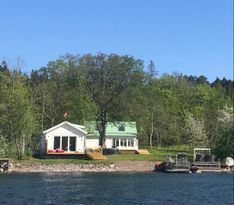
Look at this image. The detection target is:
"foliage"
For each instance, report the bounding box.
[213,128,234,159]
[183,113,208,150]
[79,53,144,147]
[0,67,38,159]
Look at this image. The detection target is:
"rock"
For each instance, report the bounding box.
[109,164,115,169]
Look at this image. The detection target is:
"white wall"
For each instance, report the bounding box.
[85,137,99,149]
[105,138,113,148]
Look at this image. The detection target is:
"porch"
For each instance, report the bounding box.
[110,138,138,150]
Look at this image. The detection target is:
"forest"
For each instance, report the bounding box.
[0,53,233,160]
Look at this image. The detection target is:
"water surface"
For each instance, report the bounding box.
[0,172,233,205]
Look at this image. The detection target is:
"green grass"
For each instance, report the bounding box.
[106,144,193,163]
[14,144,193,165]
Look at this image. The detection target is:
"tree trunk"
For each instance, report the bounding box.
[97,109,107,149]
[149,111,153,149]
[15,139,22,160]
[22,138,25,155]
[41,100,44,131]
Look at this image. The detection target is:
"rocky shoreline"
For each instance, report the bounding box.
[11,160,156,173]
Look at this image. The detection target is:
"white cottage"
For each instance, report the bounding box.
[39,121,87,155]
[39,121,138,155]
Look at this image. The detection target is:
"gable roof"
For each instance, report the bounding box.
[85,121,137,137]
[43,121,87,135]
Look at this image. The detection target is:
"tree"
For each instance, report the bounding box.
[145,60,158,149]
[147,60,158,81]
[183,113,208,150]
[62,55,97,123]
[0,61,10,74]
[213,107,234,159]
[214,129,234,159]
[80,53,144,147]
[0,69,38,159]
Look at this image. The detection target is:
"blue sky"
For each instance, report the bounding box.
[0,0,233,82]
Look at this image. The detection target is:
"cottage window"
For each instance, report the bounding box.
[69,137,76,151]
[118,124,125,131]
[53,136,76,151]
[62,137,68,151]
[54,136,60,149]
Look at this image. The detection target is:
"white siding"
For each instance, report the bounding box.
[85,138,99,149]
[105,138,113,148]
[45,124,86,152]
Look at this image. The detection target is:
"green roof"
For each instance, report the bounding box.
[85,121,137,137]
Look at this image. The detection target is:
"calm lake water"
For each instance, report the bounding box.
[0,172,233,205]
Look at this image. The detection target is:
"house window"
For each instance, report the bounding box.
[120,139,127,147]
[113,138,118,147]
[120,139,123,146]
[116,139,119,147]
[128,139,131,147]
[131,140,134,147]
[123,139,127,146]
[54,136,60,149]
[128,139,134,147]
[118,124,125,131]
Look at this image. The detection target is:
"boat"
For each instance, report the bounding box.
[155,153,191,173]
[191,148,221,173]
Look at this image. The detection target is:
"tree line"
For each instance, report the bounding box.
[0,53,233,159]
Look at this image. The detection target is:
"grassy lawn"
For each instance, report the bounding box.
[106,144,193,163]
[14,144,193,165]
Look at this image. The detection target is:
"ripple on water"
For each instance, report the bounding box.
[0,172,233,205]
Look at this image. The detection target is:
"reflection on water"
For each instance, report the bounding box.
[0,172,233,205]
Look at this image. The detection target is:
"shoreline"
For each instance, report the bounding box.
[5,160,233,174]
[10,160,156,173]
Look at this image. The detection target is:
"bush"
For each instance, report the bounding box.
[214,128,234,160]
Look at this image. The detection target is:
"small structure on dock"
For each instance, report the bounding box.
[191,148,221,172]
[0,158,12,172]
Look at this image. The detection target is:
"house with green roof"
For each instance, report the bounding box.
[39,121,138,155]
[85,121,138,151]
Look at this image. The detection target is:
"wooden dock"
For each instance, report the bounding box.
[192,161,221,172]
[231,166,234,172]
